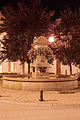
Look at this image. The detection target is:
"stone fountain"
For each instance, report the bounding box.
[2,36,78,90]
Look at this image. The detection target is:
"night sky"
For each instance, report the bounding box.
[0,0,80,19]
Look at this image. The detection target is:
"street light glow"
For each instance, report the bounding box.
[48,36,54,42]
[34,36,37,39]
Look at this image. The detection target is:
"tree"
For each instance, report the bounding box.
[50,7,80,74]
[0,0,54,74]
[49,38,73,75]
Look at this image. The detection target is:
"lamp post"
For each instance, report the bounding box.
[39,89,44,101]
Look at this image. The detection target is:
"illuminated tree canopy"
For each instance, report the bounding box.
[0,0,54,73]
[50,8,80,74]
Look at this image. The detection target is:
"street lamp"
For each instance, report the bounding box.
[48,36,55,43]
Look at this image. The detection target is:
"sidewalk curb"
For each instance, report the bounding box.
[0,100,53,106]
[0,100,80,107]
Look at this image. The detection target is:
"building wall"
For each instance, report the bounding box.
[2,60,9,73]
[1,60,29,74]
[47,62,80,75]
[0,59,80,75]
[61,64,70,75]
[0,64,2,73]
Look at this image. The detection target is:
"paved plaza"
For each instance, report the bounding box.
[0,102,80,120]
[0,84,80,120]
[0,84,80,105]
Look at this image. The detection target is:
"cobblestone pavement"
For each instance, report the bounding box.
[0,84,80,106]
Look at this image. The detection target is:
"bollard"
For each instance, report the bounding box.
[39,90,44,101]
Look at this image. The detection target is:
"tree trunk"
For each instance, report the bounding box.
[56,59,61,75]
[28,62,30,74]
[22,63,25,75]
[8,60,11,72]
[69,63,72,75]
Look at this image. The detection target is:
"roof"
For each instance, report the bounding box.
[32,36,48,46]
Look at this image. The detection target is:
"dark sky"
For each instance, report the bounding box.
[0,0,80,19]
[0,0,80,10]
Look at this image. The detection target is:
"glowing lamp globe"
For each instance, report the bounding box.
[48,36,54,42]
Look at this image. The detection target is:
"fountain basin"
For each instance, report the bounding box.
[2,75,78,91]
